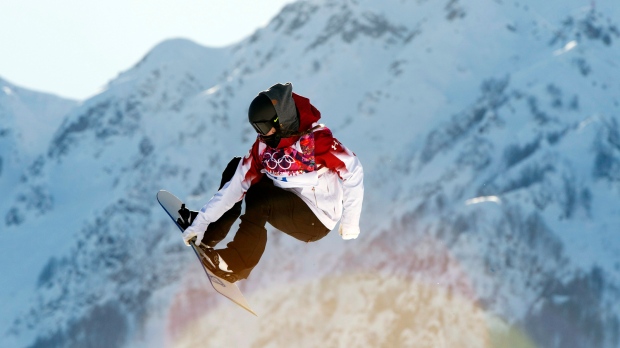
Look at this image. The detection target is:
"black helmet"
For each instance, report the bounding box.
[248,94,280,135]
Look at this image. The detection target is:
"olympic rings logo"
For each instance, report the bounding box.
[264,152,296,170]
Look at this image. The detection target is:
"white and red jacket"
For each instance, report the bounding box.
[191,93,364,238]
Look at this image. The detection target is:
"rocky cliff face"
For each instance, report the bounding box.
[2,1,620,347]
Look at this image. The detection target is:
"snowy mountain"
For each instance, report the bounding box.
[0,77,77,214]
[2,0,620,347]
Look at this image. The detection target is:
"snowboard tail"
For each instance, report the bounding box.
[156,190,257,316]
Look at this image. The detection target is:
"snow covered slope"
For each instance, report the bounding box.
[0,77,77,206]
[0,77,77,347]
[2,0,620,347]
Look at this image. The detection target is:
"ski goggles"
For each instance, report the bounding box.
[251,115,279,135]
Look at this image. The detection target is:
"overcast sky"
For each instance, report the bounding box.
[0,0,294,100]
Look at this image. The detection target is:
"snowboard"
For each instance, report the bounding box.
[156,190,257,316]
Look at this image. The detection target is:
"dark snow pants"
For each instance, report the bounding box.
[201,157,330,279]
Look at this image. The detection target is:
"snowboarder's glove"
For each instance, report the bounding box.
[177,204,198,230]
[181,211,210,246]
[339,224,360,240]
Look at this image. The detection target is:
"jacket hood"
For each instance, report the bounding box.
[257,82,322,149]
[292,92,321,131]
[259,82,299,136]
[258,82,322,134]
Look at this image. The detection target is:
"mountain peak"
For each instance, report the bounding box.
[106,38,229,95]
[138,38,219,66]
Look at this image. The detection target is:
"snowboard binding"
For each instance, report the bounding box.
[176,204,198,230]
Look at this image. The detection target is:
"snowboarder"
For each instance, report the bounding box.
[179,82,364,282]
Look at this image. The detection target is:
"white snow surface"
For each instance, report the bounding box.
[2,0,620,347]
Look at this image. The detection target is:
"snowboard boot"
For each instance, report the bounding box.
[195,244,239,283]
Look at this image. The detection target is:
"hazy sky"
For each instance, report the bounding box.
[0,0,294,100]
